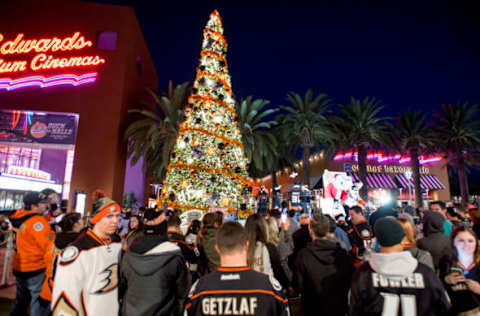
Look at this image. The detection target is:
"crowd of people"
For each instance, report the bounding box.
[3,187,480,315]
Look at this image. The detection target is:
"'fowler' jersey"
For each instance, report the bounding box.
[185,266,290,316]
[350,262,451,316]
[51,229,122,316]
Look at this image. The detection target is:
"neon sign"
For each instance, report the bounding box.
[5,166,52,181]
[333,151,442,165]
[0,32,105,90]
[0,73,97,91]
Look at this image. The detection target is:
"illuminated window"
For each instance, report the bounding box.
[0,144,41,173]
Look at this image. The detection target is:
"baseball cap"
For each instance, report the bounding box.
[23,191,50,208]
[41,188,57,197]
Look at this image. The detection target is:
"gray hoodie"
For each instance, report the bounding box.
[368,251,418,277]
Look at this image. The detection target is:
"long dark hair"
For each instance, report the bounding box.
[59,212,82,232]
[129,215,143,233]
[187,219,201,235]
[245,214,268,268]
[451,226,480,266]
[199,213,216,238]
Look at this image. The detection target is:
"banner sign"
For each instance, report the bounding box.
[351,164,430,175]
[0,110,77,145]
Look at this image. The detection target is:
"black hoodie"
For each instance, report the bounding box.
[120,223,190,316]
[293,238,354,316]
[417,211,452,270]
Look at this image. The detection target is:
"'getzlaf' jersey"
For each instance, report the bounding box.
[51,229,121,316]
[185,266,290,316]
[350,261,451,316]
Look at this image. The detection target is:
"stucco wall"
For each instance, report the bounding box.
[0,0,158,212]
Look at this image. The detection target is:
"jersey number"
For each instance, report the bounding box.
[381,293,416,316]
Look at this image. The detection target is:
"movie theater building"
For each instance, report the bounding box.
[257,150,450,207]
[0,0,157,213]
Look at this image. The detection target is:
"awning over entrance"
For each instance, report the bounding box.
[351,173,397,189]
[395,174,446,190]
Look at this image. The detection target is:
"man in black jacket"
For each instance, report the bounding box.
[417,211,452,271]
[185,222,290,316]
[294,213,354,316]
[348,206,373,268]
[289,213,312,273]
[120,208,190,316]
[167,214,200,265]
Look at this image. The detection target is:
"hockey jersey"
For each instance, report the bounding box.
[184,266,290,316]
[348,221,372,267]
[51,229,122,316]
[350,251,451,316]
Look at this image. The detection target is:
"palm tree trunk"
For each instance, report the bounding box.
[358,145,368,201]
[411,148,423,209]
[458,152,470,208]
[303,146,311,186]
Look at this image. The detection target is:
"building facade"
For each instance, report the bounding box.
[0,0,157,212]
[257,151,450,207]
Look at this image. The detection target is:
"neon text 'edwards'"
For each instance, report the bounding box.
[0,32,92,55]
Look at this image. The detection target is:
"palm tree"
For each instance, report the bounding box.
[327,97,389,200]
[392,110,435,208]
[236,96,279,177]
[125,81,190,181]
[432,102,480,207]
[278,90,332,186]
[269,126,296,186]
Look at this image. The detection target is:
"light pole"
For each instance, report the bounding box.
[404,169,412,206]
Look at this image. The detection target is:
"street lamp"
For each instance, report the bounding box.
[404,170,412,206]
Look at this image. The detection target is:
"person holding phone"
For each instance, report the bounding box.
[442,227,480,315]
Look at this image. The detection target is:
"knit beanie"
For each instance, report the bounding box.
[90,190,120,224]
[374,217,406,247]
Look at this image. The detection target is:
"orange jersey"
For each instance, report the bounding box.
[39,241,59,302]
[9,209,55,273]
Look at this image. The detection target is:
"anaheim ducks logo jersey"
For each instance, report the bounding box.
[184,267,290,316]
[51,230,121,316]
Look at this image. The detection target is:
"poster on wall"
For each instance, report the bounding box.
[0,110,78,145]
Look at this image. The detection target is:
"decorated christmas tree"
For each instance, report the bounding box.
[160,10,251,214]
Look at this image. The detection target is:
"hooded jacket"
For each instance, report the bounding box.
[9,209,55,275]
[120,225,190,316]
[350,251,450,316]
[294,239,353,316]
[197,227,220,274]
[417,211,452,269]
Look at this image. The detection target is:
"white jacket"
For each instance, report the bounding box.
[52,229,122,316]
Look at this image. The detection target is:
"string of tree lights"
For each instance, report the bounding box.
[160,10,252,213]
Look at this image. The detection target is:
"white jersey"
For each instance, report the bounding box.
[52,229,122,316]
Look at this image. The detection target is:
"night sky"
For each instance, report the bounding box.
[94,0,480,114]
[94,0,480,192]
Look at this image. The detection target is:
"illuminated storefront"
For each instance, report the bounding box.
[0,0,158,212]
[257,150,450,207]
